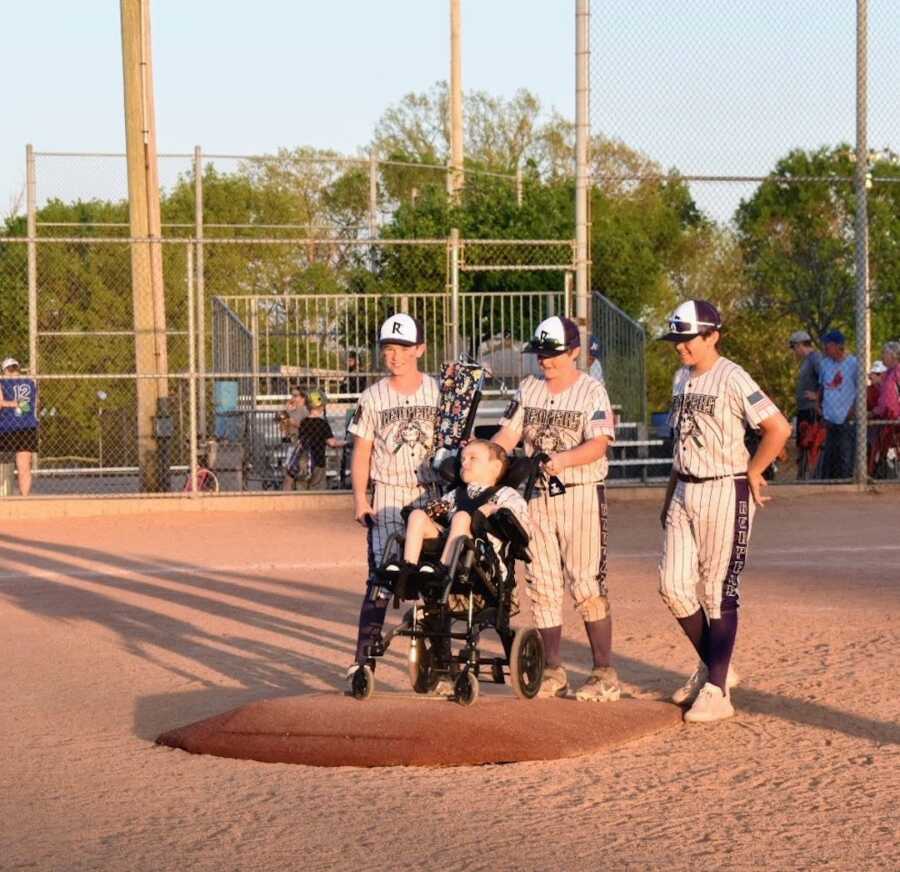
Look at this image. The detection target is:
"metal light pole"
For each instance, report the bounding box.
[575,0,591,371]
[853,0,870,487]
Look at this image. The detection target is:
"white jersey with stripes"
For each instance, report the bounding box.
[499,372,616,485]
[668,356,778,479]
[348,375,441,486]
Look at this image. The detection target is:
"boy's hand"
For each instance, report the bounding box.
[543,453,566,477]
[354,498,375,527]
[748,470,771,507]
[479,503,499,517]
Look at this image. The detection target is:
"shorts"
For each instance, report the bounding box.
[0,429,38,453]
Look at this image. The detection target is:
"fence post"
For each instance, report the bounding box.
[450,229,460,359]
[26,144,38,378]
[194,145,207,439]
[250,298,260,412]
[516,166,523,208]
[854,0,870,489]
[564,271,573,319]
[186,244,198,496]
[368,152,378,239]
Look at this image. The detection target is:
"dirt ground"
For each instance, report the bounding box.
[1,489,898,871]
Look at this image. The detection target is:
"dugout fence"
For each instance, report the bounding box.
[0,233,650,498]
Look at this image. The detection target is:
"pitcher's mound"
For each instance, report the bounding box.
[157,693,682,767]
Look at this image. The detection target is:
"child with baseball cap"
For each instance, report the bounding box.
[493,316,620,701]
[346,314,442,692]
[282,390,343,491]
[657,299,791,722]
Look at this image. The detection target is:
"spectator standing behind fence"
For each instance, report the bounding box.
[789,330,823,479]
[0,358,38,496]
[280,386,307,443]
[873,341,900,422]
[283,390,343,491]
[818,330,858,480]
[342,351,366,396]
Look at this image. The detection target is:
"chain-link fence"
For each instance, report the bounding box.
[589,1,900,485]
[1,234,616,498]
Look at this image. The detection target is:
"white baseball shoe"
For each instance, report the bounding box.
[575,666,621,702]
[684,682,735,723]
[671,662,740,705]
[537,666,569,698]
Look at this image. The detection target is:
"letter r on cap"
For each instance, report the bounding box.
[392,322,403,335]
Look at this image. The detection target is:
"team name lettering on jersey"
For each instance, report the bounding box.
[522,408,582,431]
[670,393,717,419]
[379,405,438,428]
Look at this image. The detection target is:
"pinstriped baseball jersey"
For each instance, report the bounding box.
[499,373,616,484]
[349,375,440,486]
[669,357,778,479]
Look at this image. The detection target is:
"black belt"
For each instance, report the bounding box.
[677,472,747,484]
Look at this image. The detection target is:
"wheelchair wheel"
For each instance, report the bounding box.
[350,664,375,700]
[407,636,441,694]
[509,626,544,700]
[454,671,479,707]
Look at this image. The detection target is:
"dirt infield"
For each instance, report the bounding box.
[1,490,898,870]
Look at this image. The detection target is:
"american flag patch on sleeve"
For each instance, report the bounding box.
[591,410,607,421]
[747,391,766,405]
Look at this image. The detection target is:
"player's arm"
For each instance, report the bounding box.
[491,426,519,453]
[747,411,791,506]
[350,437,375,525]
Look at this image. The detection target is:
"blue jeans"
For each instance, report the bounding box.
[822,422,856,479]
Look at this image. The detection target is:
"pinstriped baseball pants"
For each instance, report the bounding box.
[658,477,755,620]
[524,484,609,628]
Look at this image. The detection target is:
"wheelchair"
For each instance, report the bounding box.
[349,455,548,706]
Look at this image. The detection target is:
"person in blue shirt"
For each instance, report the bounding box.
[817,331,858,480]
[0,357,38,496]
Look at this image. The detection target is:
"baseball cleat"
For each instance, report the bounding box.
[537,666,569,698]
[575,666,621,702]
[672,662,740,705]
[684,682,734,723]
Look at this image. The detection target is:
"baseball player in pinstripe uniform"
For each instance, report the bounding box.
[346,314,441,690]
[658,300,790,723]
[493,316,620,701]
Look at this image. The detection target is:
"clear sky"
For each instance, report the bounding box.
[1,1,896,223]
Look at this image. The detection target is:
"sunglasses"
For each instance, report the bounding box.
[668,320,718,335]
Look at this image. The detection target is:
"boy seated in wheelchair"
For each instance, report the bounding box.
[384,439,531,589]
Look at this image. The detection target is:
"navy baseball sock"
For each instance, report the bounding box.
[355,596,388,666]
[676,608,709,664]
[584,617,612,669]
[707,610,738,692]
[538,626,563,668]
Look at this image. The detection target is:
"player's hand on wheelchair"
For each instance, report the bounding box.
[543,452,566,477]
[354,498,376,527]
[747,469,770,507]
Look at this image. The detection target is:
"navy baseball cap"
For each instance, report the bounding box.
[589,335,601,355]
[821,329,846,345]
[659,300,722,342]
[379,314,425,347]
[523,316,581,357]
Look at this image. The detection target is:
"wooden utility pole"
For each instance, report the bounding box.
[120,0,168,490]
[449,0,464,204]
